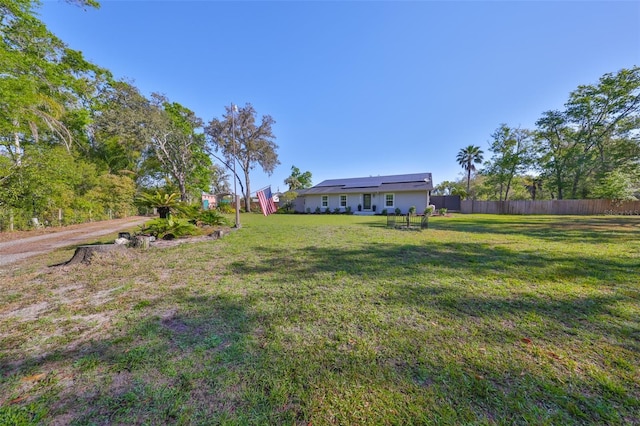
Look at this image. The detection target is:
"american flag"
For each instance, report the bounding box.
[257,186,277,216]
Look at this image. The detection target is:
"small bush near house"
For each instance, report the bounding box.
[425,206,434,216]
[381,208,388,215]
[306,208,311,214]
[333,208,341,214]
[408,206,416,215]
[439,208,448,216]
[315,207,321,214]
[345,206,352,214]
[395,207,402,215]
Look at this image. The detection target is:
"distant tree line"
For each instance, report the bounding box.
[0,1,279,229]
[444,67,640,202]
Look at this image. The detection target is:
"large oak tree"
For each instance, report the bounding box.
[205,103,279,212]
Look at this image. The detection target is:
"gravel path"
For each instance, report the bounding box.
[0,217,149,267]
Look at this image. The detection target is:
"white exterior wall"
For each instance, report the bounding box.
[386,192,430,214]
[295,192,429,214]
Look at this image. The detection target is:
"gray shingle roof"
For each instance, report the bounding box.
[300,173,433,195]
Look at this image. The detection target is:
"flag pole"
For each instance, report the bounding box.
[232,103,240,228]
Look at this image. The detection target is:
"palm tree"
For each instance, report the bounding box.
[456,145,484,194]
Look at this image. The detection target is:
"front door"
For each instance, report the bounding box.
[363,194,372,210]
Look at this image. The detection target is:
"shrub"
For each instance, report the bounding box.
[395,207,402,215]
[333,208,341,214]
[439,208,448,216]
[315,207,321,214]
[217,203,234,214]
[197,210,229,226]
[324,207,331,214]
[136,191,181,219]
[408,206,416,215]
[381,208,388,215]
[141,218,198,239]
[306,207,311,214]
[424,206,434,216]
[345,206,352,214]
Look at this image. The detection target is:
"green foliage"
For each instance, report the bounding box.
[205,103,279,212]
[438,208,448,215]
[151,98,212,202]
[279,190,298,212]
[5,215,640,424]
[483,124,533,201]
[196,209,229,226]
[424,206,434,216]
[456,145,484,195]
[217,202,234,214]
[394,207,402,215]
[535,66,640,199]
[0,404,48,426]
[140,217,198,239]
[592,170,638,201]
[284,165,312,190]
[433,180,466,196]
[381,208,388,215]
[408,206,416,215]
[136,191,181,218]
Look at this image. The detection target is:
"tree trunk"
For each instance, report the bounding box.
[63,244,125,265]
[244,169,251,212]
[158,207,170,219]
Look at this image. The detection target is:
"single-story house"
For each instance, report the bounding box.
[293,172,433,215]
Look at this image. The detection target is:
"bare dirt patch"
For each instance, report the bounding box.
[0,216,150,267]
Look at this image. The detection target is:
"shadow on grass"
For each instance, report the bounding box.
[2,228,639,424]
[225,240,638,423]
[233,239,638,285]
[426,215,640,244]
[0,294,291,425]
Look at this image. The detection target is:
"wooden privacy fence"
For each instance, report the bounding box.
[430,195,461,212]
[461,199,640,215]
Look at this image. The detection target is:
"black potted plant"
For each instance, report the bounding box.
[358,204,362,212]
[372,205,376,212]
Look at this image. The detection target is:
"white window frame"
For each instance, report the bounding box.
[340,194,347,208]
[385,193,395,208]
[321,195,328,208]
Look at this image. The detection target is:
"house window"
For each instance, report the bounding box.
[340,195,347,207]
[321,196,328,207]
[385,194,394,207]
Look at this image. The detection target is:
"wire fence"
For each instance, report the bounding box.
[386,214,429,230]
[0,207,141,232]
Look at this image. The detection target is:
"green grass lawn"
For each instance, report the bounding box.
[1,214,638,425]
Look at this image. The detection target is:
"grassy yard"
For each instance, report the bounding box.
[0,214,638,425]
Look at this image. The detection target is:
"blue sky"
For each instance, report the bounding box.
[39,0,639,193]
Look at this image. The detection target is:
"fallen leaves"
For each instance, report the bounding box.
[21,373,46,383]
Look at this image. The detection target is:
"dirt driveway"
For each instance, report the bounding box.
[0,216,149,267]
